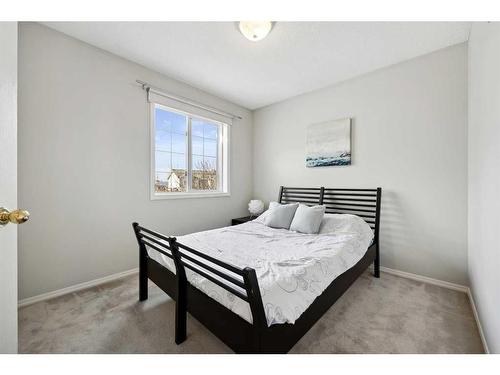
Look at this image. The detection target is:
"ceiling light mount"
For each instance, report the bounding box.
[238,21,274,42]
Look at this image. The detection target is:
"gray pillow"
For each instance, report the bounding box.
[289,204,326,234]
[264,202,299,229]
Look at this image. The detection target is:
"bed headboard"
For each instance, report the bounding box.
[279,186,382,241]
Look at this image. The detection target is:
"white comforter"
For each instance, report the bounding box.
[147,214,373,326]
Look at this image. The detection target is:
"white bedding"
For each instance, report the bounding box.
[147,214,373,326]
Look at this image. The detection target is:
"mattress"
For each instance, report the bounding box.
[147,214,373,326]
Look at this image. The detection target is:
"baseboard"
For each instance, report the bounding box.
[18,264,490,353]
[467,288,490,354]
[375,266,469,293]
[18,268,139,308]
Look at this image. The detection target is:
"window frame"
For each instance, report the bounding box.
[150,102,230,200]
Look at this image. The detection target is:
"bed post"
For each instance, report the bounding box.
[132,222,149,301]
[170,238,187,345]
[243,267,267,353]
[278,186,284,203]
[374,188,382,278]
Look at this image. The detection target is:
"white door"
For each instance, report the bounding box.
[0,21,21,354]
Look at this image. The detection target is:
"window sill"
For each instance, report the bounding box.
[151,192,231,200]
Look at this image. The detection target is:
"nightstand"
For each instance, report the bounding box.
[231,216,254,226]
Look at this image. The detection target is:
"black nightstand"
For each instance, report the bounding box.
[231,216,254,226]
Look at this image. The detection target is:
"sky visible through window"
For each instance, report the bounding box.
[154,106,219,193]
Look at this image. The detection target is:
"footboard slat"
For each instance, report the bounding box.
[180,252,246,289]
[141,240,174,259]
[176,242,245,276]
[181,261,249,302]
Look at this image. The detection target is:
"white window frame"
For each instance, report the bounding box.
[150,103,230,200]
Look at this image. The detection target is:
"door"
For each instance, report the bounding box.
[0,21,20,354]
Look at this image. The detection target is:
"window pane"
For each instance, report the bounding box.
[203,157,217,190]
[202,173,217,190]
[155,108,172,133]
[204,138,217,157]
[191,120,204,137]
[171,153,186,170]
[190,119,219,191]
[169,114,187,135]
[191,156,218,191]
[156,170,187,193]
[155,172,169,183]
[170,156,187,191]
[168,170,187,192]
[191,155,204,190]
[204,123,218,139]
[192,135,203,156]
[156,107,186,134]
[155,172,169,193]
[154,106,188,193]
[204,157,217,171]
[155,130,171,152]
[155,151,171,172]
[192,155,204,171]
[172,133,186,154]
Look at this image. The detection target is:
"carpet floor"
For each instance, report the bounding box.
[19,271,484,354]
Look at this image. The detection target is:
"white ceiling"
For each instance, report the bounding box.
[42,22,471,110]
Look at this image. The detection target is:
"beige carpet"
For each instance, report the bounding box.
[19,271,484,354]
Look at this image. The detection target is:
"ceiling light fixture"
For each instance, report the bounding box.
[238,21,274,42]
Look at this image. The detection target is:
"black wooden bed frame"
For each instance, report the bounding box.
[132,186,382,353]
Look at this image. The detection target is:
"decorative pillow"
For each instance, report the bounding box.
[289,204,326,234]
[318,213,344,234]
[264,202,299,229]
[318,214,374,243]
[318,213,362,234]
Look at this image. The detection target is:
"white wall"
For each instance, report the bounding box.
[18,23,253,300]
[253,44,468,285]
[468,22,500,354]
[0,22,18,353]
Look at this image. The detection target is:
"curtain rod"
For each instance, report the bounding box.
[136,79,242,120]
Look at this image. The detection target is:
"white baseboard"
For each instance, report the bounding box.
[467,289,490,354]
[376,266,469,293]
[18,268,139,308]
[18,264,490,354]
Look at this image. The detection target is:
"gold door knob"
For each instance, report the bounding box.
[0,207,30,226]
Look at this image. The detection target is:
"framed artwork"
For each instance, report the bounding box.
[306,118,351,167]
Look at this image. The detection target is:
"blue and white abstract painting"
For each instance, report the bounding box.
[306,118,351,167]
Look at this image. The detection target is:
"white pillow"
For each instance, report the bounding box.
[289,204,326,234]
[318,214,374,245]
[264,202,299,229]
[318,214,342,234]
[318,213,364,234]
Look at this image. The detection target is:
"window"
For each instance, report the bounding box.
[151,103,229,198]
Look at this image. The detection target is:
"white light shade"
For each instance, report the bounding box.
[238,21,273,42]
[248,200,265,216]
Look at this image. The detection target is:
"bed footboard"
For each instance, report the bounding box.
[132,223,267,350]
[172,240,267,347]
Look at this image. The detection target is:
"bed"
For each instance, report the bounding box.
[132,186,382,353]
